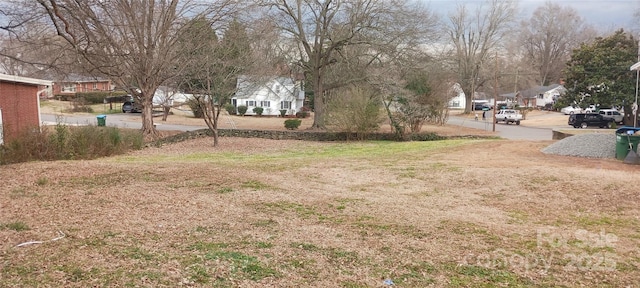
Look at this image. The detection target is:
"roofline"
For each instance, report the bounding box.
[631,62,640,71]
[0,73,53,86]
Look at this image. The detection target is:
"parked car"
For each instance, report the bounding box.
[568,113,614,129]
[599,109,623,124]
[560,106,582,115]
[584,104,598,113]
[472,102,491,111]
[122,97,142,113]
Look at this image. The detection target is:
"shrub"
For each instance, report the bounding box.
[253,107,264,116]
[187,97,205,118]
[284,119,302,130]
[326,86,384,140]
[76,91,128,104]
[225,104,236,115]
[279,109,287,117]
[55,94,75,101]
[295,111,309,118]
[69,97,93,113]
[0,125,143,165]
[237,105,248,116]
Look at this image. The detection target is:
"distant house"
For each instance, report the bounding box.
[53,74,114,98]
[448,83,466,109]
[0,74,53,144]
[505,84,566,108]
[231,76,305,116]
[448,83,494,109]
[153,86,193,106]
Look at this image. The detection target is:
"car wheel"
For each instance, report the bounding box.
[516,120,520,125]
[606,122,613,129]
[580,122,588,129]
[569,111,574,115]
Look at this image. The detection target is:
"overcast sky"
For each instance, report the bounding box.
[425,0,639,32]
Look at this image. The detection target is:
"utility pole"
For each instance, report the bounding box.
[493,52,498,132]
[635,39,639,128]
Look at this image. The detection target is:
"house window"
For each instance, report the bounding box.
[93,83,98,90]
[538,94,543,99]
[259,101,270,107]
[275,84,281,94]
[61,84,76,93]
[280,101,291,109]
[246,100,255,107]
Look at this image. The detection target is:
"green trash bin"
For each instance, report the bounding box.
[97,115,106,127]
[615,133,640,160]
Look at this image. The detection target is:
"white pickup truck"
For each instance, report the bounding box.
[494,109,523,125]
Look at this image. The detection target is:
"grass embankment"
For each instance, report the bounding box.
[1,138,639,287]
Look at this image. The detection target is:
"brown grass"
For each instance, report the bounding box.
[2,135,640,287]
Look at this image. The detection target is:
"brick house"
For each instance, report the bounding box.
[0,74,53,144]
[53,74,113,98]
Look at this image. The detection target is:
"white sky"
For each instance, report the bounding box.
[424,0,639,31]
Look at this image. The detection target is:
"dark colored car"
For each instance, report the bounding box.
[568,113,614,129]
[473,102,491,111]
[122,96,142,113]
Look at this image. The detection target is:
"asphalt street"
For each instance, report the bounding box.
[41,113,207,132]
[42,113,554,141]
[447,115,553,141]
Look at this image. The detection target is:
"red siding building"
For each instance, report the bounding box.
[0,74,53,144]
[53,75,113,97]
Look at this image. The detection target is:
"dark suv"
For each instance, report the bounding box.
[568,113,614,129]
[122,96,142,113]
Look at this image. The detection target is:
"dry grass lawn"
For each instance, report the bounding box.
[2,133,640,287]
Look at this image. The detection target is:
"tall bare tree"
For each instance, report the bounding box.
[518,1,595,86]
[445,0,517,114]
[260,0,438,129]
[32,0,239,139]
[178,17,253,146]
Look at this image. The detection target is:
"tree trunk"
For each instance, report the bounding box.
[464,88,472,114]
[311,71,325,129]
[141,95,159,140]
[161,105,170,121]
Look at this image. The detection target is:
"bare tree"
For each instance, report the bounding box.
[445,0,517,114]
[260,0,438,129]
[0,0,82,79]
[518,2,594,86]
[32,0,240,140]
[177,17,253,146]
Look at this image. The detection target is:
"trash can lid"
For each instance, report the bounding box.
[97,114,106,118]
[616,126,640,135]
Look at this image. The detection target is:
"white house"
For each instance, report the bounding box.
[447,83,494,109]
[516,84,566,108]
[448,83,466,109]
[152,86,193,106]
[231,76,305,116]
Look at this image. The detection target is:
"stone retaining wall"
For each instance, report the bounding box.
[153,128,495,146]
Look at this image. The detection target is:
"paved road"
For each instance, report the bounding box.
[447,115,553,140]
[43,113,555,141]
[41,113,207,132]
